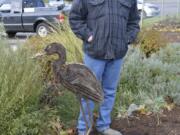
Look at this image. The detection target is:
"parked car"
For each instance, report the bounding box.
[1,0,65,38]
[137,0,160,17]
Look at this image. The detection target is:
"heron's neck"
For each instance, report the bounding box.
[56,51,66,64]
[53,59,64,73]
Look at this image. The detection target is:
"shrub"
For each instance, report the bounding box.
[115,43,180,115]
[10,109,62,135]
[0,43,42,134]
[138,29,168,57]
[0,42,64,135]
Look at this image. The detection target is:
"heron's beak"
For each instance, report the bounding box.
[31,51,46,59]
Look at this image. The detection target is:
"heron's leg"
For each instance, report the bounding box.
[85,99,93,135]
[78,96,89,132]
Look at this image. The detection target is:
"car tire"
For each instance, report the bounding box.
[6,32,16,38]
[36,22,51,38]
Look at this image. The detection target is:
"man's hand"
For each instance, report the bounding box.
[88,35,93,43]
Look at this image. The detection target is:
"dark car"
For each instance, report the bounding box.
[1,0,65,38]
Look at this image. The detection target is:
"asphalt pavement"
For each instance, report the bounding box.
[2,32,35,51]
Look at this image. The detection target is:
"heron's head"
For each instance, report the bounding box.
[44,42,67,63]
[45,43,63,54]
[32,42,67,62]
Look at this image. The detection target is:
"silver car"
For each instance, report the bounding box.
[138,0,160,17]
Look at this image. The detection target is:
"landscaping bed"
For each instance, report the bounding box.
[87,106,180,135]
[153,17,180,43]
[71,106,180,135]
[161,32,180,43]
[111,106,180,135]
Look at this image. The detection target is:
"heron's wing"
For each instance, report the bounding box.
[62,63,103,101]
[73,83,103,102]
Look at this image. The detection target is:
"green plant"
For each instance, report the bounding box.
[138,29,168,57]
[0,43,43,134]
[115,43,180,116]
[0,42,65,135]
[10,109,62,135]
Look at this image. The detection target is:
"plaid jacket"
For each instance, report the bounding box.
[69,0,140,59]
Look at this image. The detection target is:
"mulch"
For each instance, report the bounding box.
[72,106,180,135]
[111,106,180,135]
[162,32,180,43]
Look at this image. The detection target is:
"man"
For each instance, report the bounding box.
[69,0,140,135]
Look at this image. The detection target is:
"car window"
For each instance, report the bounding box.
[23,0,34,8]
[23,0,45,8]
[36,0,45,7]
[11,0,22,13]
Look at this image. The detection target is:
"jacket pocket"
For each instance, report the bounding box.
[118,0,132,8]
[88,0,105,5]
[87,0,105,19]
[117,0,132,19]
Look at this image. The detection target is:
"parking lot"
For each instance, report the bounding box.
[0,32,34,51]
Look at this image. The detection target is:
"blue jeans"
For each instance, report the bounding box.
[78,54,123,133]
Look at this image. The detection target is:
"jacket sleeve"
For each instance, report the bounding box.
[127,0,140,44]
[69,0,92,41]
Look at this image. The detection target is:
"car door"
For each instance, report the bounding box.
[22,0,45,31]
[2,0,24,32]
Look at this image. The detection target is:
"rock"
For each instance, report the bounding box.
[127,103,139,116]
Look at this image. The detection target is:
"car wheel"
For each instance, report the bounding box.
[36,23,51,37]
[6,32,16,38]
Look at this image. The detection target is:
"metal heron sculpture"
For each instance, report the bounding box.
[44,42,103,135]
